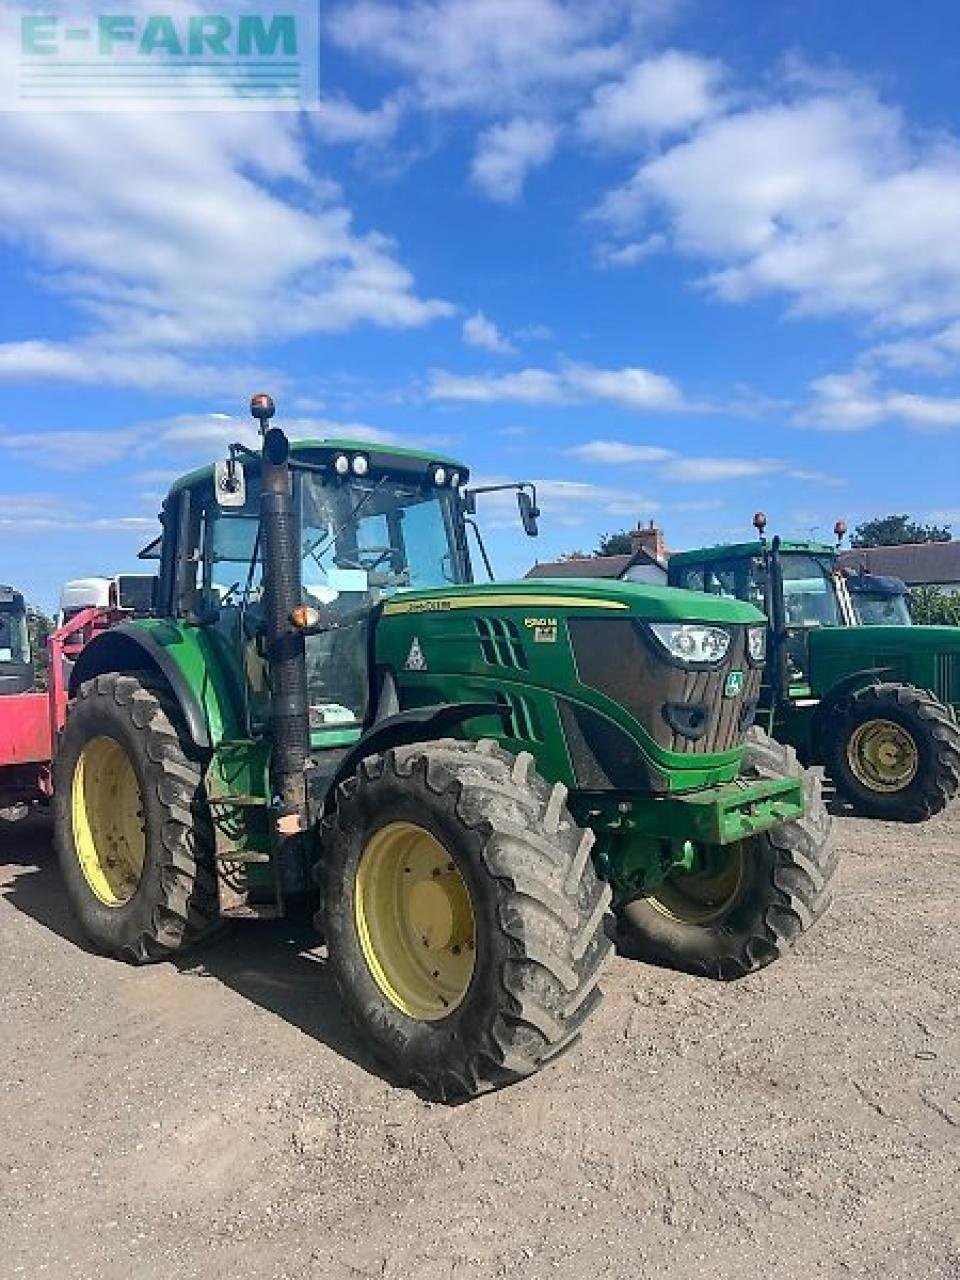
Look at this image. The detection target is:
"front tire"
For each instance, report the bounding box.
[825,683,960,822]
[53,673,218,963]
[618,728,837,980]
[320,738,612,1101]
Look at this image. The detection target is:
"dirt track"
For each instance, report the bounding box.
[1,804,958,1280]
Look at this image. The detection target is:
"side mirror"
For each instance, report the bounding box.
[518,490,540,538]
[214,458,246,509]
[462,490,478,516]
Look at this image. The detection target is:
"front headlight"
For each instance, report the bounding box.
[747,625,767,663]
[648,622,731,665]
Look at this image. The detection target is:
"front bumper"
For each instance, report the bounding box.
[578,773,805,848]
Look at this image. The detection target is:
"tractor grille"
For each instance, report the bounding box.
[568,619,760,756]
[475,616,528,670]
[935,653,960,708]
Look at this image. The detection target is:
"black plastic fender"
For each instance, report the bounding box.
[327,701,500,799]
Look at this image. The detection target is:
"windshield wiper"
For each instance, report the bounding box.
[304,477,388,571]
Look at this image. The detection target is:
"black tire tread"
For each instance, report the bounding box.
[826,682,960,821]
[53,672,219,963]
[319,737,612,1100]
[619,726,836,980]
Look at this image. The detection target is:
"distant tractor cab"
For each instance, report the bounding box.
[844,571,913,627]
[668,517,960,821]
[50,397,838,1100]
[0,586,34,696]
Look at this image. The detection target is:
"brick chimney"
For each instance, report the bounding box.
[629,519,666,563]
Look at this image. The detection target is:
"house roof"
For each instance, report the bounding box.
[526,548,665,580]
[838,541,960,586]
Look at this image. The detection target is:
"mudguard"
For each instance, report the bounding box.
[68,622,243,750]
[328,701,500,795]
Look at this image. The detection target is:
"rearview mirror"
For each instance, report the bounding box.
[518,490,540,537]
[214,458,246,509]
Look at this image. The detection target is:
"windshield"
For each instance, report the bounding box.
[0,605,30,664]
[851,591,912,626]
[778,555,842,628]
[671,551,841,628]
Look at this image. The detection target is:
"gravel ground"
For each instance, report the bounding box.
[1,805,958,1280]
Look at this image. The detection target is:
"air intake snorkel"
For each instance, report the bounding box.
[252,394,310,868]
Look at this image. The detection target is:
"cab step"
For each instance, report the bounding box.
[218,902,283,920]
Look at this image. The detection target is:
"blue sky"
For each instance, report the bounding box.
[2,0,959,611]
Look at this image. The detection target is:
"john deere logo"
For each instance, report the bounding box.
[724,670,745,698]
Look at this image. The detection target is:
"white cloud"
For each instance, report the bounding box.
[471,119,559,202]
[569,440,674,464]
[661,456,783,483]
[0,106,452,391]
[428,367,568,404]
[578,51,722,147]
[568,437,838,487]
[0,340,268,396]
[595,82,960,333]
[0,412,402,473]
[869,322,960,375]
[427,362,688,410]
[597,233,667,268]
[311,93,405,144]
[462,311,516,354]
[329,0,637,113]
[564,363,685,410]
[798,368,960,431]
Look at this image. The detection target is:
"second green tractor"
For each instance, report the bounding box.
[52,397,837,1100]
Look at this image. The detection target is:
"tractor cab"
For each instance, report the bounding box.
[843,570,912,626]
[158,436,480,746]
[0,586,33,696]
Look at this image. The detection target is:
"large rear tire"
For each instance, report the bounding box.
[617,728,837,980]
[53,673,218,963]
[320,738,612,1101]
[825,683,960,822]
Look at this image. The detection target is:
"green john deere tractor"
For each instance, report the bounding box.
[668,518,960,822]
[53,397,837,1100]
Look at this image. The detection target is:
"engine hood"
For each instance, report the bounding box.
[381,579,765,626]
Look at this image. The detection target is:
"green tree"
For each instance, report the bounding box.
[852,514,952,548]
[909,586,960,627]
[26,606,52,690]
[595,531,633,556]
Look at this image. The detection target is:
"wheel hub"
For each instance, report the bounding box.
[847,718,918,792]
[644,842,747,925]
[71,735,146,908]
[354,821,477,1022]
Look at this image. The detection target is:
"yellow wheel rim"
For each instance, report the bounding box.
[647,844,746,925]
[71,735,147,908]
[847,719,918,792]
[354,821,476,1021]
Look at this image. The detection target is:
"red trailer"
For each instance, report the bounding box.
[0,607,118,815]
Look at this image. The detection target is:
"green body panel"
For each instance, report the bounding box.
[122,617,247,743]
[807,623,960,712]
[376,579,763,793]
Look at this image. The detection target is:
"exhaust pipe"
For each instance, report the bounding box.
[252,395,309,854]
